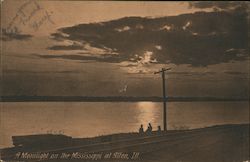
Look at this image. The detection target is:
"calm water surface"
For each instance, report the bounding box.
[1,101,249,148]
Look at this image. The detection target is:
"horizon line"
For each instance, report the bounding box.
[1,96,248,102]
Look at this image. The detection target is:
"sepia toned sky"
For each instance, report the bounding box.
[1,0,249,98]
[1,1,211,35]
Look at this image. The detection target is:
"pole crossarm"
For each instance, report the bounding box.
[154,68,171,74]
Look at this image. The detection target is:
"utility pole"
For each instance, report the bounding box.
[154,68,171,131]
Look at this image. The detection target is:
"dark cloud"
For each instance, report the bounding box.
[48,44,84,50]
[50,10,249,66]
[1,29,32,41]
[189,1,249,12]
[34,54,122,63]
[5,69,83,74]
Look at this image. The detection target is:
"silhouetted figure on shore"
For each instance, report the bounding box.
[146,123,153,134]
[157,126,162,133]
[139,124,144,134]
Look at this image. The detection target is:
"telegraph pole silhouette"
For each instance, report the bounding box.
[154,68,171,131]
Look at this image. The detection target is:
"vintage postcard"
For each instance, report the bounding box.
[0,1,249,162]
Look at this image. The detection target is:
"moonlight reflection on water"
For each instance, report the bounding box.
[0,102,249,148]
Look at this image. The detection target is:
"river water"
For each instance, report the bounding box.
[0,101,249,148]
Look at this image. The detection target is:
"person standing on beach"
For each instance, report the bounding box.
[139,124,144,134]
[146,123,153,134]
[148,123,152,132]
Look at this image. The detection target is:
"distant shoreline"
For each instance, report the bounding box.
[1,96,248,102]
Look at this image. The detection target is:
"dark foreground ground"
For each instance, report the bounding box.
[1,124,249,162]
